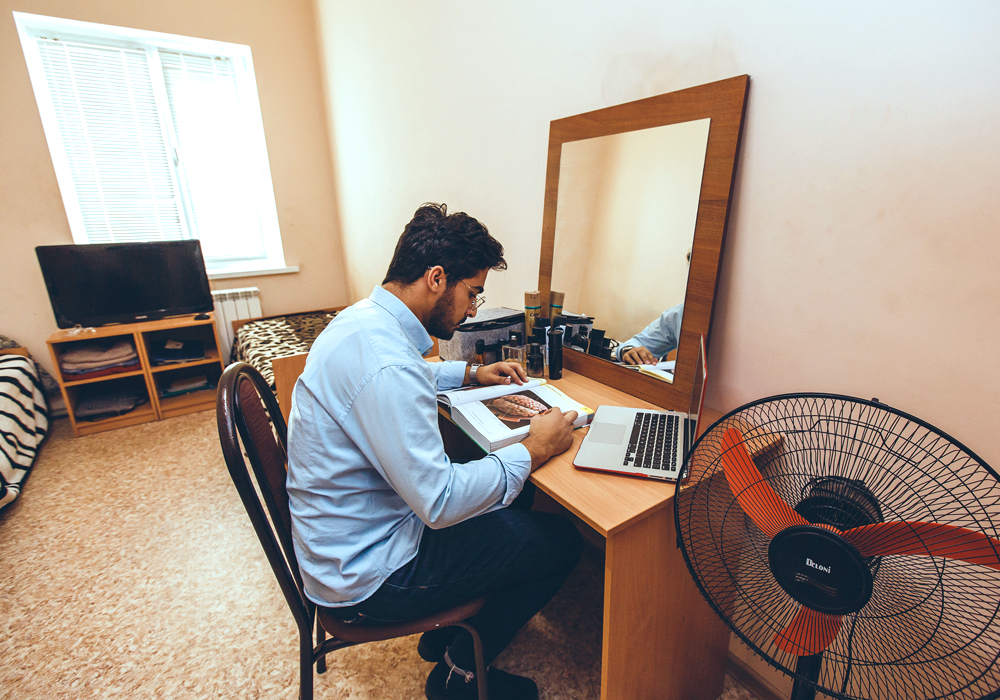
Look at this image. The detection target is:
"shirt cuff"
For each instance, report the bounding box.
[435,360,468,390]
[491,443,532,506]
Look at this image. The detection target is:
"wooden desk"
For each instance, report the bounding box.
[513,370,730,700]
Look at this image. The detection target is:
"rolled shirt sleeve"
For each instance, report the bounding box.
[429,359,467,391]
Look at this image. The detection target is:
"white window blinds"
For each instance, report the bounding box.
[37,39,186,243]
[16,13,290,277]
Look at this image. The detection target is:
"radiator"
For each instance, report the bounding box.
[212,287,263,360]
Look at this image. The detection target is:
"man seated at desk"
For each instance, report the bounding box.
[614,302,683,365]
[287,203,582,700]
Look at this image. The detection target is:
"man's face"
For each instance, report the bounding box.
[427,270,487,340]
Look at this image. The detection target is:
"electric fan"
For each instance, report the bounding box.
[674,393,1000,700]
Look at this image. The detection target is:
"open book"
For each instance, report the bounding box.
[438,379,594,453]
[618,359,676,382]
[638,359,675,383]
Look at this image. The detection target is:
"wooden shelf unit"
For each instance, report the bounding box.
[47,314,226,437]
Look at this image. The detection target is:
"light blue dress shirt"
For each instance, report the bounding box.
[286,286,532,607]
[614,302,684,361]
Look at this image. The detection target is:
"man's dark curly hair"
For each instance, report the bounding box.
[382,203,507,287]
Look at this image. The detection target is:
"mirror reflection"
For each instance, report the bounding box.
[550,117,711,381]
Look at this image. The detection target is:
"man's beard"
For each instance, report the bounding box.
[427,286,461,340]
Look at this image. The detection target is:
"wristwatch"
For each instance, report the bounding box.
[468,364,481,385]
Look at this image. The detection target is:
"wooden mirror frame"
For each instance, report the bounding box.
[537,75,750,410]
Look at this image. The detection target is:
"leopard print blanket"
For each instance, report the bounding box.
[232,311,338,391]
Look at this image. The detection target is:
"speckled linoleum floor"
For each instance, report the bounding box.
[0,411,763,700]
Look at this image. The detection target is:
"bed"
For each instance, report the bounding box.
[230,308,346,417]
[0,348,50,510]
[230,308,343,387]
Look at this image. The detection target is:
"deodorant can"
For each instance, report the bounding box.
[524,291,541,337]
[547,328,563,380]
[548,290,565,321]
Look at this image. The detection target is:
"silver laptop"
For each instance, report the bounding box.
[574,336,707,481]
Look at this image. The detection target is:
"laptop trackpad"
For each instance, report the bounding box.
[588,422,627,445]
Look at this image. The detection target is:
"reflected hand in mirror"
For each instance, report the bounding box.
[615,302,683,365]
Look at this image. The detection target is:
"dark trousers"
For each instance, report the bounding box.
[337,486,583,669]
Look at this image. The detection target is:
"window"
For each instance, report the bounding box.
[14,12,295,278]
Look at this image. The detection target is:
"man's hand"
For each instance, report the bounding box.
[473,361,527,386]
[621,345,658,365]
[521,407,579,470]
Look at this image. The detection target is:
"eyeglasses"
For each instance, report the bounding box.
[459,279,486,309]
[427,266,486,309]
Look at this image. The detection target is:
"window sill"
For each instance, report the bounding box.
[208,265,299,280]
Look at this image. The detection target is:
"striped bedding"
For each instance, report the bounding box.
[1,354,49,510]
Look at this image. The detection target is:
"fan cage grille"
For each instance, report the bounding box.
[674,393,1000,700]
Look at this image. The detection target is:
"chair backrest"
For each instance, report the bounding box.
[217,362,314,632]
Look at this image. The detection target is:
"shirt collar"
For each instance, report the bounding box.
[369,285,434,356]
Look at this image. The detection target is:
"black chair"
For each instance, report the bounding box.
[216,362,489,700]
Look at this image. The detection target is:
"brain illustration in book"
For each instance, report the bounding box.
[487,391,551,425]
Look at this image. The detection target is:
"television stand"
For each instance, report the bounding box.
[47,314,226,437]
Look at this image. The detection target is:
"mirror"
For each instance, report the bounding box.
[551,117,712,382]
[537,75,749,410]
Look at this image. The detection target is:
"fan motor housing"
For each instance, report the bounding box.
[768,525,873,615]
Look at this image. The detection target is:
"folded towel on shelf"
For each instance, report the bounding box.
[60,340,137,365]
[61,357,141,375]
[61,354,139,371]
[74,383,148,421]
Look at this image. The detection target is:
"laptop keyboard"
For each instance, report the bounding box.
[625,411,680,472]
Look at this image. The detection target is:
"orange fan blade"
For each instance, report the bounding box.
[721,427,807,538]
[843,521,1000,569]
[774,606,843,656]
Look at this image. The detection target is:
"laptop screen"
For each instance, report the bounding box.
[686,335,708,445]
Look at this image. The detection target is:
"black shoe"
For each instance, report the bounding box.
[425,660,539,700]
[417,626,460,662]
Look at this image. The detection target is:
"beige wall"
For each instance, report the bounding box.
[315,1,1000,691]
[314,0,999,463]
[0,0,349,374]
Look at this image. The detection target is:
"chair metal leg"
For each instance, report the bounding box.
[300,633,314,700]
[456,621,489,700]
[315,617,327,674]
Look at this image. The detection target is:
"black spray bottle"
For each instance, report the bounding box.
[547,327,563,379]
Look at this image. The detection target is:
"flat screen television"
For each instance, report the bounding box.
[36,241,214,328]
